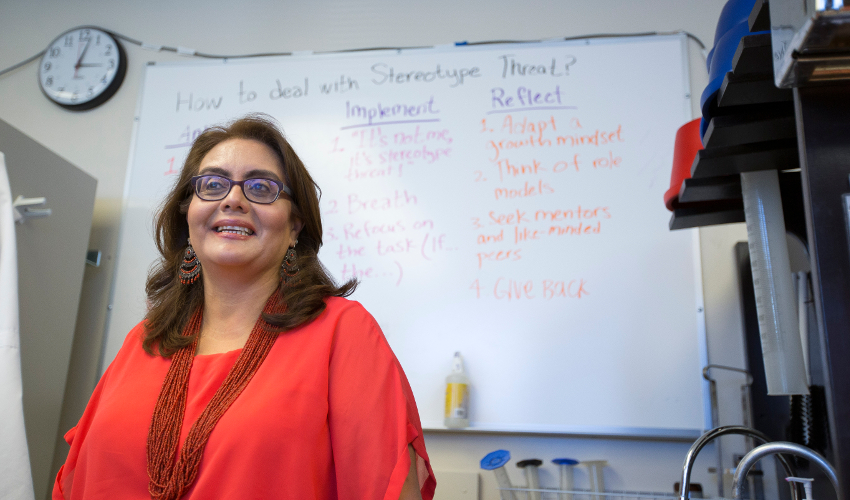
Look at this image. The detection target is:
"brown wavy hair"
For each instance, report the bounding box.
[143,114,356,356]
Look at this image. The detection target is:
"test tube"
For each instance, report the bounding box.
[552,458,579,500]
[583,460,608,500]
[517,459,543,500]
[480,450,519,500]
[740,170,808,395]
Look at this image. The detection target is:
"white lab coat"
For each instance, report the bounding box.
[0,152,36,500]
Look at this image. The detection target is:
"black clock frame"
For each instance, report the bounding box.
[39,27,128,112]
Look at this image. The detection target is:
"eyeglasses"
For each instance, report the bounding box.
[190,174,293,204]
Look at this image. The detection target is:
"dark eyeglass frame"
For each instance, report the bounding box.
[190,174,293,204]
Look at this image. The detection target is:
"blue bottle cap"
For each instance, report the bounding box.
[552,458,579,466]
[480,449,511,470]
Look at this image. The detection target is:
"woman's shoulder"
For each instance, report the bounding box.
[95,320,164,387]
[317,296,385,343]
[108,320,154,364]
[322,296,376,324]
[123,320,148,348]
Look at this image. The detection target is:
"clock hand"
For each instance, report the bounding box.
[74,40,91,71]
[77,63,103,68]
[72,40,91,79]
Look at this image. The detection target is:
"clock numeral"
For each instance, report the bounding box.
[101,75,107,84]
[105,45,112,56]
[50,47,61,58]
[108,59,115,69]
[96,35,101,45]
[63,36,73,47]
[43,62,51,72]
[79,29,91,42]
[71,92,78,101]
[87,87,94,97]
[45,77,53,87]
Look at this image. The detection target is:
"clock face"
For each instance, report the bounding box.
[38,27,127,110]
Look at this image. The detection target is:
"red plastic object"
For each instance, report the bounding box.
[664,118,703,211]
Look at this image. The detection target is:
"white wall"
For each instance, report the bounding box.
[0,1,760,499]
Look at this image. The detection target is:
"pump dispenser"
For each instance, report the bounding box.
[444,352,470,428]
[786,477,814,500]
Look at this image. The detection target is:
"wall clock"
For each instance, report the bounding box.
[38,27,127,111]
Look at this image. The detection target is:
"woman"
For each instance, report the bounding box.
[54,115,436,500]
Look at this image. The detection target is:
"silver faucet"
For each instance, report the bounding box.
[733,442,841,500]
[679,426,798,500]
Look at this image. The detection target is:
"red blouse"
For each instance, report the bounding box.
[54,297,436,500]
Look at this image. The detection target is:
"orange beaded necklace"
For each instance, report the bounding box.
[147,291,282,500]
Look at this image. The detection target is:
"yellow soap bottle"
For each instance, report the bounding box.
[444,352,470,428]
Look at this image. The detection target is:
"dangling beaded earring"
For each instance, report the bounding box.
[280,240,299,285]
[179,238,201,285]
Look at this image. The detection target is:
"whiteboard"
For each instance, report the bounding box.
[104,34,707,437]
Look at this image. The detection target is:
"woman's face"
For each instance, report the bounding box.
[186,138,302,281]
